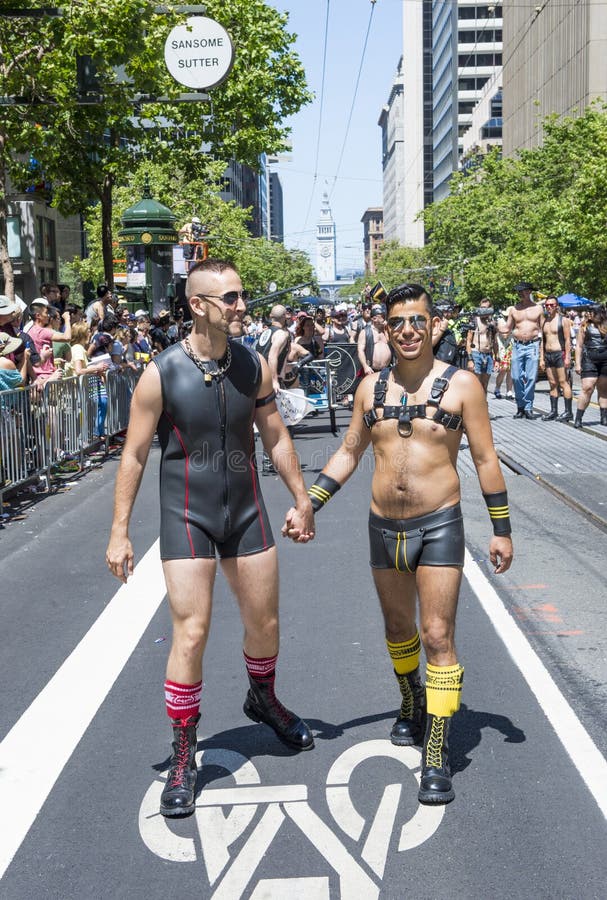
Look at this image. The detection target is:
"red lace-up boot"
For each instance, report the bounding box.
[160,714,200,817]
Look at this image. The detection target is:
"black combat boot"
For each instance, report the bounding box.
[513,407,525,419]
[244,676,314,750]
[542,396,558,420]
[160,715,200,817]
[573,409,584,429]
[390,668,426,746]
[601,408,607,426]
[557,397,573,422]
[418,714,455,804]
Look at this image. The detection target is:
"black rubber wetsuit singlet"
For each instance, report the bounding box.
[154,341,274,560]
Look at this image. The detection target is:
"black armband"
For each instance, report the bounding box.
[255,390,276,408]
[308,473,341,512]
[483,491,512,536]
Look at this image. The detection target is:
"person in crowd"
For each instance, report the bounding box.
[314,307,327,338]
[294,312,324,358]
[133,312,154,364]
[574,305,607,428]
[178,216,206,268]
[69,322,110,377]
[291,282,513,806]
[40,282,62,309]
[256,304,291,393]
[465,298,498,395]
[150,310,173,353]
[503,281,544,419]
[357,303,392,376]
[88,313,124,368]
[48,306,72,370]
[85,284,114,329]
[28,299,72,381]
[59,284,71,311]
[351,300,373,341]
[540,296,573,421]
[495,312,514,399]
[0,332,30,390]
[167,309,185,344]
[105,258,315,819]
[325,303,353,344]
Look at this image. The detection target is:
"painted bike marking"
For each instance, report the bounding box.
[139,739,445,898]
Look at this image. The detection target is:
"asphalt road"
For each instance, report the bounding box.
[1,412,606,900]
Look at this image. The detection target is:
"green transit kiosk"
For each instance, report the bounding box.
[117,182,178,314]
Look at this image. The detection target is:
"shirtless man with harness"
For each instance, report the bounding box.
[288,282,513,805]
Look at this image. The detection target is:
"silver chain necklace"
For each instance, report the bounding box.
[183,337,232,384]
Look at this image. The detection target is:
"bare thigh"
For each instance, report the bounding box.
[372,568,418,643]
[221,547,279,658]
[162,557,217,683]
[417,565,462,666]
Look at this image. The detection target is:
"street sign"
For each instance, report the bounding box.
[164,16,234,90]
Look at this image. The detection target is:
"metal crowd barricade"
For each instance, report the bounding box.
[0,383,48,504]
[44,376,82,468]
[299,358,338,435]
[105,367,138,438]
[0,368,141,510]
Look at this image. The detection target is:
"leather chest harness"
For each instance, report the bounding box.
[362,364,463,437]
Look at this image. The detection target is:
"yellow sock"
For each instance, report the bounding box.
[386,632,421,675]
[425,663,464,717]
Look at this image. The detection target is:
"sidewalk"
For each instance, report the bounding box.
[466,375,607,527]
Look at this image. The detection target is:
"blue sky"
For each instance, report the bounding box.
[269,0,404,275]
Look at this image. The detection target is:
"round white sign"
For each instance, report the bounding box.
[164,16,234,90]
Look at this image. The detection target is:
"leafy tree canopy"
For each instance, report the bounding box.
[423,104,607,305]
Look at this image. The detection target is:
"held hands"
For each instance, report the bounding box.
[489,535,513,574]
[281,502,315,543]
[106,533,135,583]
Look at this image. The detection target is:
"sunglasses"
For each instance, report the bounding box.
[196,290,250,306]
[544,303,557,308]
[387,314,429,332]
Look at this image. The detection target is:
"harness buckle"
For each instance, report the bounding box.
[429,376,450,402]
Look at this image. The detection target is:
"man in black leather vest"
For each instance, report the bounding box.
[106,259,315,818]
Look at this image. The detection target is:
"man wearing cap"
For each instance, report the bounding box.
[325,303,353,344]
[357,304,392,375]
[503,282,544,419]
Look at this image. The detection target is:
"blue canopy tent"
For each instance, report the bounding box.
[557,293,594,308]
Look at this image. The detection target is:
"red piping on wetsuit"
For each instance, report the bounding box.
[249,431,268,550]
[164,411,196,558]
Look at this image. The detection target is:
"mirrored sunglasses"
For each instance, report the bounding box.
[387,314,429,332]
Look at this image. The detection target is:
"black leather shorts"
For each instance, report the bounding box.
[369,504,465,571]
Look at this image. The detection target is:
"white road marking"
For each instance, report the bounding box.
[464,549,607,820]
[0,540,166,879]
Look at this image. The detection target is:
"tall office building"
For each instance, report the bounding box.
[431,1,503,200]
[401,1,428,246]
[378,58,405,245]
[269,172,284,243]
[360,208,384,274]
[502,0,607,155]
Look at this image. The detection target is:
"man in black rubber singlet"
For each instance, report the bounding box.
[290,283,513,805]
[106,259,315,818]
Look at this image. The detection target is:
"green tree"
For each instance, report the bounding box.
[0,0,311,294]
[423,106,607,305]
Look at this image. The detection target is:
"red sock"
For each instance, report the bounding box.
[164,678,202,721]
[244,652,277,693]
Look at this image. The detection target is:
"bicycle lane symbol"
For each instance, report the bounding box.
[139,739,445,898]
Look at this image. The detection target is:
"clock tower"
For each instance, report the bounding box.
[316,190,336,284]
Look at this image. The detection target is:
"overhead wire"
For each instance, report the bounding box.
[298,0,332,244]
[328,0,378,199]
